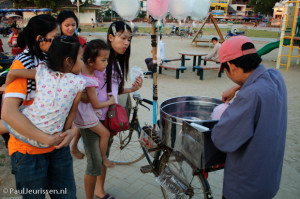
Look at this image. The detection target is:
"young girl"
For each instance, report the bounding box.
[1,35,85,148]
[80,21,143,199]
[71,39,116,168]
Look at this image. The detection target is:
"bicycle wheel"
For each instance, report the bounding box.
[109,127,145,165]
[158,152,209,199]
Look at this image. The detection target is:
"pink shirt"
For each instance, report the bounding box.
[94,63,122,120]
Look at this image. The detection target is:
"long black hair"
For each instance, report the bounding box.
[17,14,58,61]
[106,21,132,94]
[57,10,78,36]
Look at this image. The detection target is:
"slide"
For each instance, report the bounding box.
[257,39,290,57]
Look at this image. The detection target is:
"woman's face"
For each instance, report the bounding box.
[108,30,132,55]
[39,25,61,53]
[60,17,77,36]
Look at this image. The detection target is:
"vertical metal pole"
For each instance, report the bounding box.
[286,1,299,71]
[276,2,289,69]
[151,17,158,130]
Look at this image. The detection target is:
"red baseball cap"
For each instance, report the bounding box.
[218,36,257,71]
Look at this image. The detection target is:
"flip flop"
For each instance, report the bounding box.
[95,193,115,199]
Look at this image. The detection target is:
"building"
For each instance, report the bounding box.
[210,0,230,18]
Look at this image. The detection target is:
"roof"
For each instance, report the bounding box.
[0,8,51,12]
[227,5,237,13]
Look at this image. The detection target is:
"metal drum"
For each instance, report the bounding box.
[160,96,222,149]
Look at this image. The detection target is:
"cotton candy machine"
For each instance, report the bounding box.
[160,96,222,149]
[160,96,226,169]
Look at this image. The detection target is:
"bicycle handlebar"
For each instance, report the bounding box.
[133,92,153,105]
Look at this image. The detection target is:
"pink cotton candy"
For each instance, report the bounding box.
[211,102,229,120]
[147,0,170,20]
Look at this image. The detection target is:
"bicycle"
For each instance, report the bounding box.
[138,96,226,199]
[108,92,153,165]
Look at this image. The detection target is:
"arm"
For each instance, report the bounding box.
[222,85,241,102]
[5,69,36,86]
[1,97,64,146]
[120,76,143,94]
[63,92,83,131]
[211,95,257,153]
[7,34,12,47]
[206,44,218,60]
[86,87,115,109]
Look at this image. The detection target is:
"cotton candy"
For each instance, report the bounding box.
[211,102,229,120]
[147,0,170,20]
[112,0,140,21]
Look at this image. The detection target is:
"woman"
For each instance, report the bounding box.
[57,10,87,48]
[79,21,143,199]
[1,15,76,198]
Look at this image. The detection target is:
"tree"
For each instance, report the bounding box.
[250,0,278,15]
[13,0,60,9]
[12,0,92,11]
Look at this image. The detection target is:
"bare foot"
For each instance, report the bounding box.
[70,148,84,159]
[103,158,116,168]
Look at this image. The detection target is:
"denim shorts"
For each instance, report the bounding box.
[79,127,113,176]
[10,146,76,199]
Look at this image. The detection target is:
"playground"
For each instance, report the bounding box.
[0,33,299,198]
[0,0,299,198]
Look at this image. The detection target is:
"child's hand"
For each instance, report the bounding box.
[132,75,143,92]
[46,132,64,146]
[54,129,75,149]
[108,95,115,105]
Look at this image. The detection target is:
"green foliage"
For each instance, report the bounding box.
[250,0,278,15]
[13,0,61,10]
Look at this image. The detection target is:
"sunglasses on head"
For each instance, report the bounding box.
[38,38,53,42]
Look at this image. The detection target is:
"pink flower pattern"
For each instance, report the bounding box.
[8,62,86,147]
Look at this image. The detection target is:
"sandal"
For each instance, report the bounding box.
[95,193,115,199]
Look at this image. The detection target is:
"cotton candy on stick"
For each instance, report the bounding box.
[169,0,192,20]
[147,0,170,20]
[191,0,211,21]
[112,0,140,21]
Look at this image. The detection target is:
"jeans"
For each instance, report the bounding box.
[10,146,76,199]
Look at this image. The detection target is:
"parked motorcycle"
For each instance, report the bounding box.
[225,29,245,39]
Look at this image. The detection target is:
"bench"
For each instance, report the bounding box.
[159,63,187,79]
[162,57,191,63]
[203,58,220,66]
[193,65,222,80]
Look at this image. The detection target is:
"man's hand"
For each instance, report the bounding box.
[222,85,241,102]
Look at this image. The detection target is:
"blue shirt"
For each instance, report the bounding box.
[211,65,287,199]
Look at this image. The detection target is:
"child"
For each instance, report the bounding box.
[0,35,85,148]
[7,23,25,55]
[71,39,116,168]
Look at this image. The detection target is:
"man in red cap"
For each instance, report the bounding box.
[211,36,287,199]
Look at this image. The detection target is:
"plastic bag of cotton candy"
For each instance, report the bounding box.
[130,66,144,83]
[211,102,229,120]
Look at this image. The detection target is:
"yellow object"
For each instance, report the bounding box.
[277,0,300,71]
[0,65,3,70]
